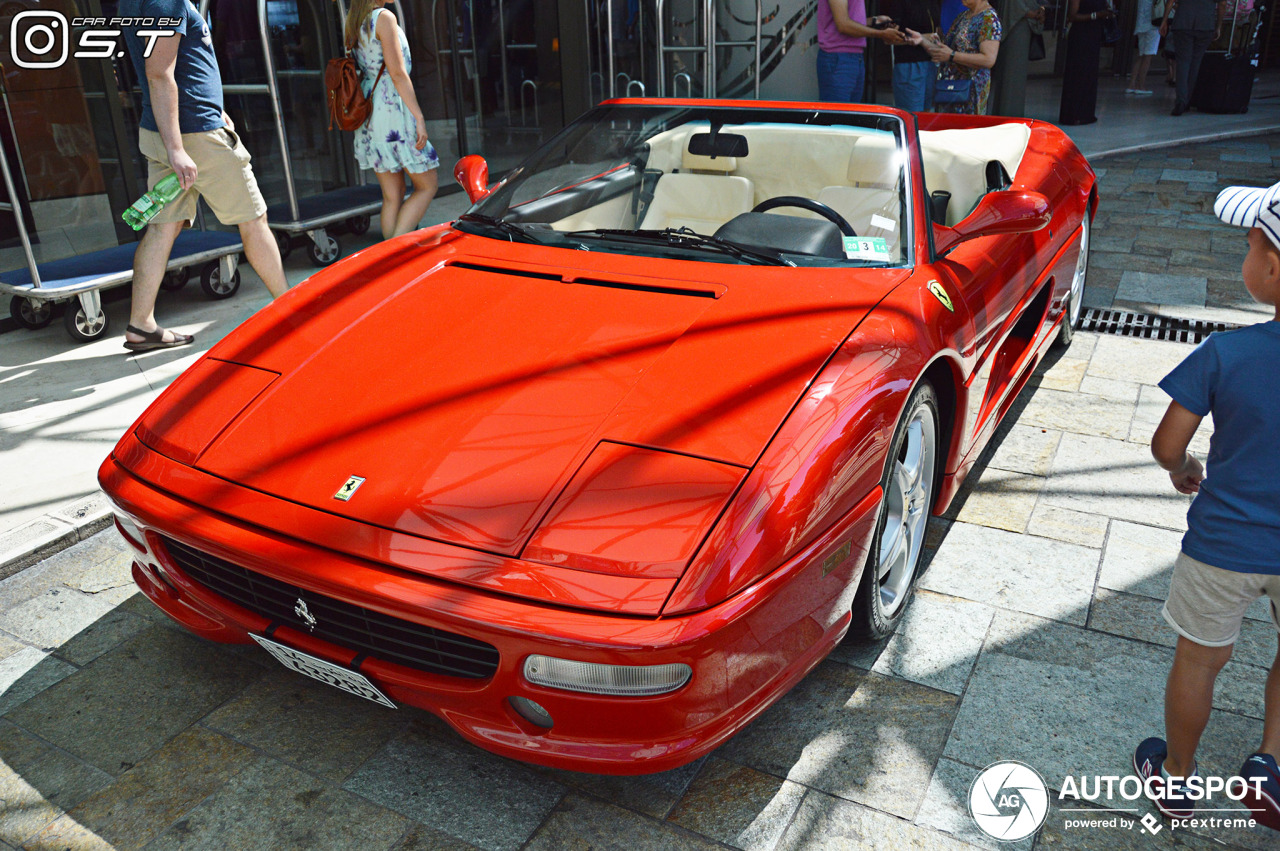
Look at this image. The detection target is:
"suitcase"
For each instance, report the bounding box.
[1191,51,1256,113]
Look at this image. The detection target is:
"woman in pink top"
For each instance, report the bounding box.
[817,0,907,102]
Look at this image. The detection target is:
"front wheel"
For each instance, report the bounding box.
[851,382,939,640]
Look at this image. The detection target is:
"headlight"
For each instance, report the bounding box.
[523,655,691,696]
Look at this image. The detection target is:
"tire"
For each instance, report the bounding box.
[160,266,190,291]
[851,382,940,641]
[200,261,241,299]
[346,214,371,235]
[307,230,341,267]
[276,230,293,261]
[1057,207,1090,348]
[63,299,109,342]
[9,295,53,329]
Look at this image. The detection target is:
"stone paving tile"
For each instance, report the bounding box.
[987,425,1062,478]
[1036,357,1088,393]
[50,606,149,667]
[0,648,75,716]
[1097,520,1183,599]
[950,467,1044,534]
[915,758,1033,850]
[4,627,262,776]
[1086,336,1192,387]
[21,818,114,851]
[1077,375,1140,403]
[1129,384,1213,456]
[537,755,705,820]
[1115,271,1207,306]
[1214,659,1267,720]
[665,757,807,851]
[859,593,992,696]
[55,726,254,848]
[0,719,111,848]
[919,522,1098,625]
[1025,504,1109,549]
[390,823,482,851]
[1042,434,1190,532]
[202,671,408,785]
[0,588,117,652]
[775,789,974,850]
[145,756,412,851]
[525,794,723,851]
[1015,388,1135,441]
[343,729,565,851]
[717,663,958,820]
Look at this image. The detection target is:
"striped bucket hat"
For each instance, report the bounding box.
[1214,183,1280,250]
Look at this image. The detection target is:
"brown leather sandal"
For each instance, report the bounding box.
[123,324,195,352]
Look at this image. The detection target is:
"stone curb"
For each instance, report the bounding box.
[0,492,113,580]
[1085,123,1280,161]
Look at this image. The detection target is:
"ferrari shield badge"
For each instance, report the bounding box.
[928,280,954,312]
[334,476,365,501]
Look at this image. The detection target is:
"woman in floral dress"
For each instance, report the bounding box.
[904,0,1002,114]
[346,0,440,238]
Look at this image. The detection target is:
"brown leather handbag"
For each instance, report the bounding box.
[325,56,385,131]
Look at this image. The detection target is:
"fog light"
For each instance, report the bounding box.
[523,655,692,696]
[509,696,554,728]
[114,514,147,553]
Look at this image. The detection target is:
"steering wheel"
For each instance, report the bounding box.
[751,196,857,237]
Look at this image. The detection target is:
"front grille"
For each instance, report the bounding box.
[161,537,500,679]
[1079,308,1243,344]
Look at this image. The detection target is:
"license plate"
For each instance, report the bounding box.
[251,634,396,709]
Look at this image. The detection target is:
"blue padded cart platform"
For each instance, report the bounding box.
[265,184,387,232]
[0,230,242,300]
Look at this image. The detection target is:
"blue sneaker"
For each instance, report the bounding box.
[1133,736,1197,819]
[1239,753,1280,831]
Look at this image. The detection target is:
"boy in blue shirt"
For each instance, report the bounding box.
[1134,181,1280,828]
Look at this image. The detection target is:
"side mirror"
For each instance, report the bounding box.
[932,190,1051,256]
[454,155,491,203]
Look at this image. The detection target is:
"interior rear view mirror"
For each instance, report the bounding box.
[687,132,749,159]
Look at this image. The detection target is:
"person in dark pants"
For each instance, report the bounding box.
[1058,0,1114,125]
[1161,0,1226,114]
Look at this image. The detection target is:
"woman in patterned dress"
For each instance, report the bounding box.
[345,0,440,238]
[904,0,1002,114]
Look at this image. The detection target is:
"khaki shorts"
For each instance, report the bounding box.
[1163,551,1280,647]
[139,127,267,226]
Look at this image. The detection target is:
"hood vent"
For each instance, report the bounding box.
[446,259,721,299]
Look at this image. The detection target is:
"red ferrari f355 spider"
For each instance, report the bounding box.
[100,100,1095,774]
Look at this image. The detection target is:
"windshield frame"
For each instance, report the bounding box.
[460,103,915,270]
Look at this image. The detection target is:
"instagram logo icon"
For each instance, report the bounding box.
[11,11,70,69]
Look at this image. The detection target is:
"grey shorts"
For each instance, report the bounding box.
[1163,551,1280,647]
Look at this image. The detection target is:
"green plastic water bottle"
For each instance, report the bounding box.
[121,173,183,230]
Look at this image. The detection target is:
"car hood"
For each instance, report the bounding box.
[176,236,907,559]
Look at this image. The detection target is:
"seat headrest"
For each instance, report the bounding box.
[683,140,737,173]
[846,136,901,191]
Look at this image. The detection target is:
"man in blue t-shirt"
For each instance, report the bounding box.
[1133,181,1280,829]
[119,0,287,352]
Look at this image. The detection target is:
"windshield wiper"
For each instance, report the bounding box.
[566,227,794,266]
[457,213,543,244]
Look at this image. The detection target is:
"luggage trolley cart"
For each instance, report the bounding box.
[202,0,404,268]
[0,84,242,343]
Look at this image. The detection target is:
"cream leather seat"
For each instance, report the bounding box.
[816,135,904,261]
[639,143,756,234]
[918,125,1032,226]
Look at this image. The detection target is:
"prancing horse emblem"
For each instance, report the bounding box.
[334,475,365,501]
[294,598,317,632]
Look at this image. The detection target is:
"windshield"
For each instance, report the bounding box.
[460,105,911,268]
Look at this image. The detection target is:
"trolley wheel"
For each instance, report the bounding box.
[307,230,341,267]
[63,299,110,342]
[276,230,293,261]
[9,296,53,329]
[345,214,371,235]
[160,266,190,291]
[200,261,241,299]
